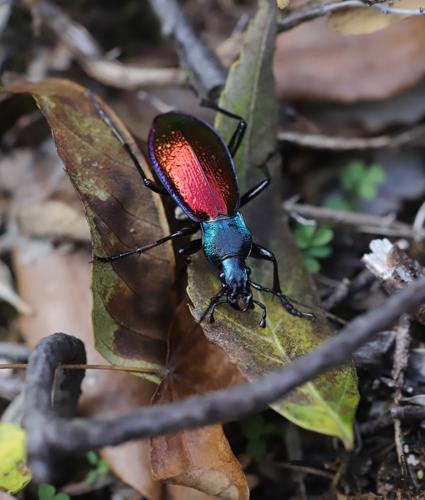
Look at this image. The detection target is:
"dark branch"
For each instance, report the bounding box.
[147,0,226,100]
[23,277,425,482]
[24,333,86,483]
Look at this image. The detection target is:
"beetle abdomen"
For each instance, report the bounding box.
[148,112,239,222]
[201,213,252,265]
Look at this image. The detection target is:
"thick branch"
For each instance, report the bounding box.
[24,277,425,483]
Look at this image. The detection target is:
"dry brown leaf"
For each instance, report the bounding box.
[274,17,425,102]
[151,305,248,500]
[328,0,425,35]
[14,245,161,499]
[16,200,90,242]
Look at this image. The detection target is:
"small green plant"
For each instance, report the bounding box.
[84,451,108,485]
[294,223,334,273]
[38,484,70,500]
[240,414,286,459]
[324,160,386,211]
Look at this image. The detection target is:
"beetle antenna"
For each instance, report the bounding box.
[249,280,315,320]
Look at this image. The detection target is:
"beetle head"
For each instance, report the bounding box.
[219,257,253,311]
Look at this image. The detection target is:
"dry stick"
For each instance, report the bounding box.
[147,0,226,99]
[283,198,423,239]
[0,341,29,361]
[278,0,425,32]
[24,277,425,483]
[391,315,412,481]
[277,125,425,151]
[0,362,161,375]
[24,0,185,89]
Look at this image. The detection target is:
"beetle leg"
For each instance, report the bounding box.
[240,177,270,207]
[178,239,202,257]
[94,225,199,262]
[207,300,228,324]
[250,280,315,320]
[199,99,247,157]
[252,300,267,328]
[239,150,283,207]
[250,243,281,293]
[86,89,169,196]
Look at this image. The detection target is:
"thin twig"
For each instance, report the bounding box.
[391,315,412,477]
[23,277,425,482]
[283,198,423,239]
[278,125,425,151]
[0,362,161,375]
[278,0,425,32]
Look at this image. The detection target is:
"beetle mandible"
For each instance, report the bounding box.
[90,92,314,328]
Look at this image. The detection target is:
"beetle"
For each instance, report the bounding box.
[90,92,314,328]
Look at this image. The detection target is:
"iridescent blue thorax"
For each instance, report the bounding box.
[201,212,252,265]
[201,213,253,311]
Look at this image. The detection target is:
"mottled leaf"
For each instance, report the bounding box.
[4,78,174,378]
[188,0,359,448]
[150,305,248,500]
[5,78,247,498]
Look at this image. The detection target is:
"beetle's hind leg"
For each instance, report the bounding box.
[86,89,168,196]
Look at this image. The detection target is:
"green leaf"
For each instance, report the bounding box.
[86,450,99,466]
[38,484,56,500]
[96,459,109,475]
[85,470,99,485]
[322,195,356,212]
[358,182,377,200]
[340,160,365,192]
[0,423,31,494]
[4,79,174,382]
[307,245,332,259]
[366,164,386,184]
[294,223,317,249]
[311,227,334,247]
[246,438,267,459]
[54,494,71,500]
[215,0,277,191]
[188,0,359,449]
[303,256,321,273]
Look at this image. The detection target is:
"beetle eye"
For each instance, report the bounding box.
[219,272,225,281]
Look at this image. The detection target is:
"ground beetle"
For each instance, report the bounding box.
[90,93,314,328]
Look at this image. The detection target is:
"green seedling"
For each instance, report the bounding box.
[240,414,287,459]
[38,484,70,500]
[294,223,334,273]
[84,451,108,485]
[324,160,386,211]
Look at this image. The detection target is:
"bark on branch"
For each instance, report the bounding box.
[23,277,425,482]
